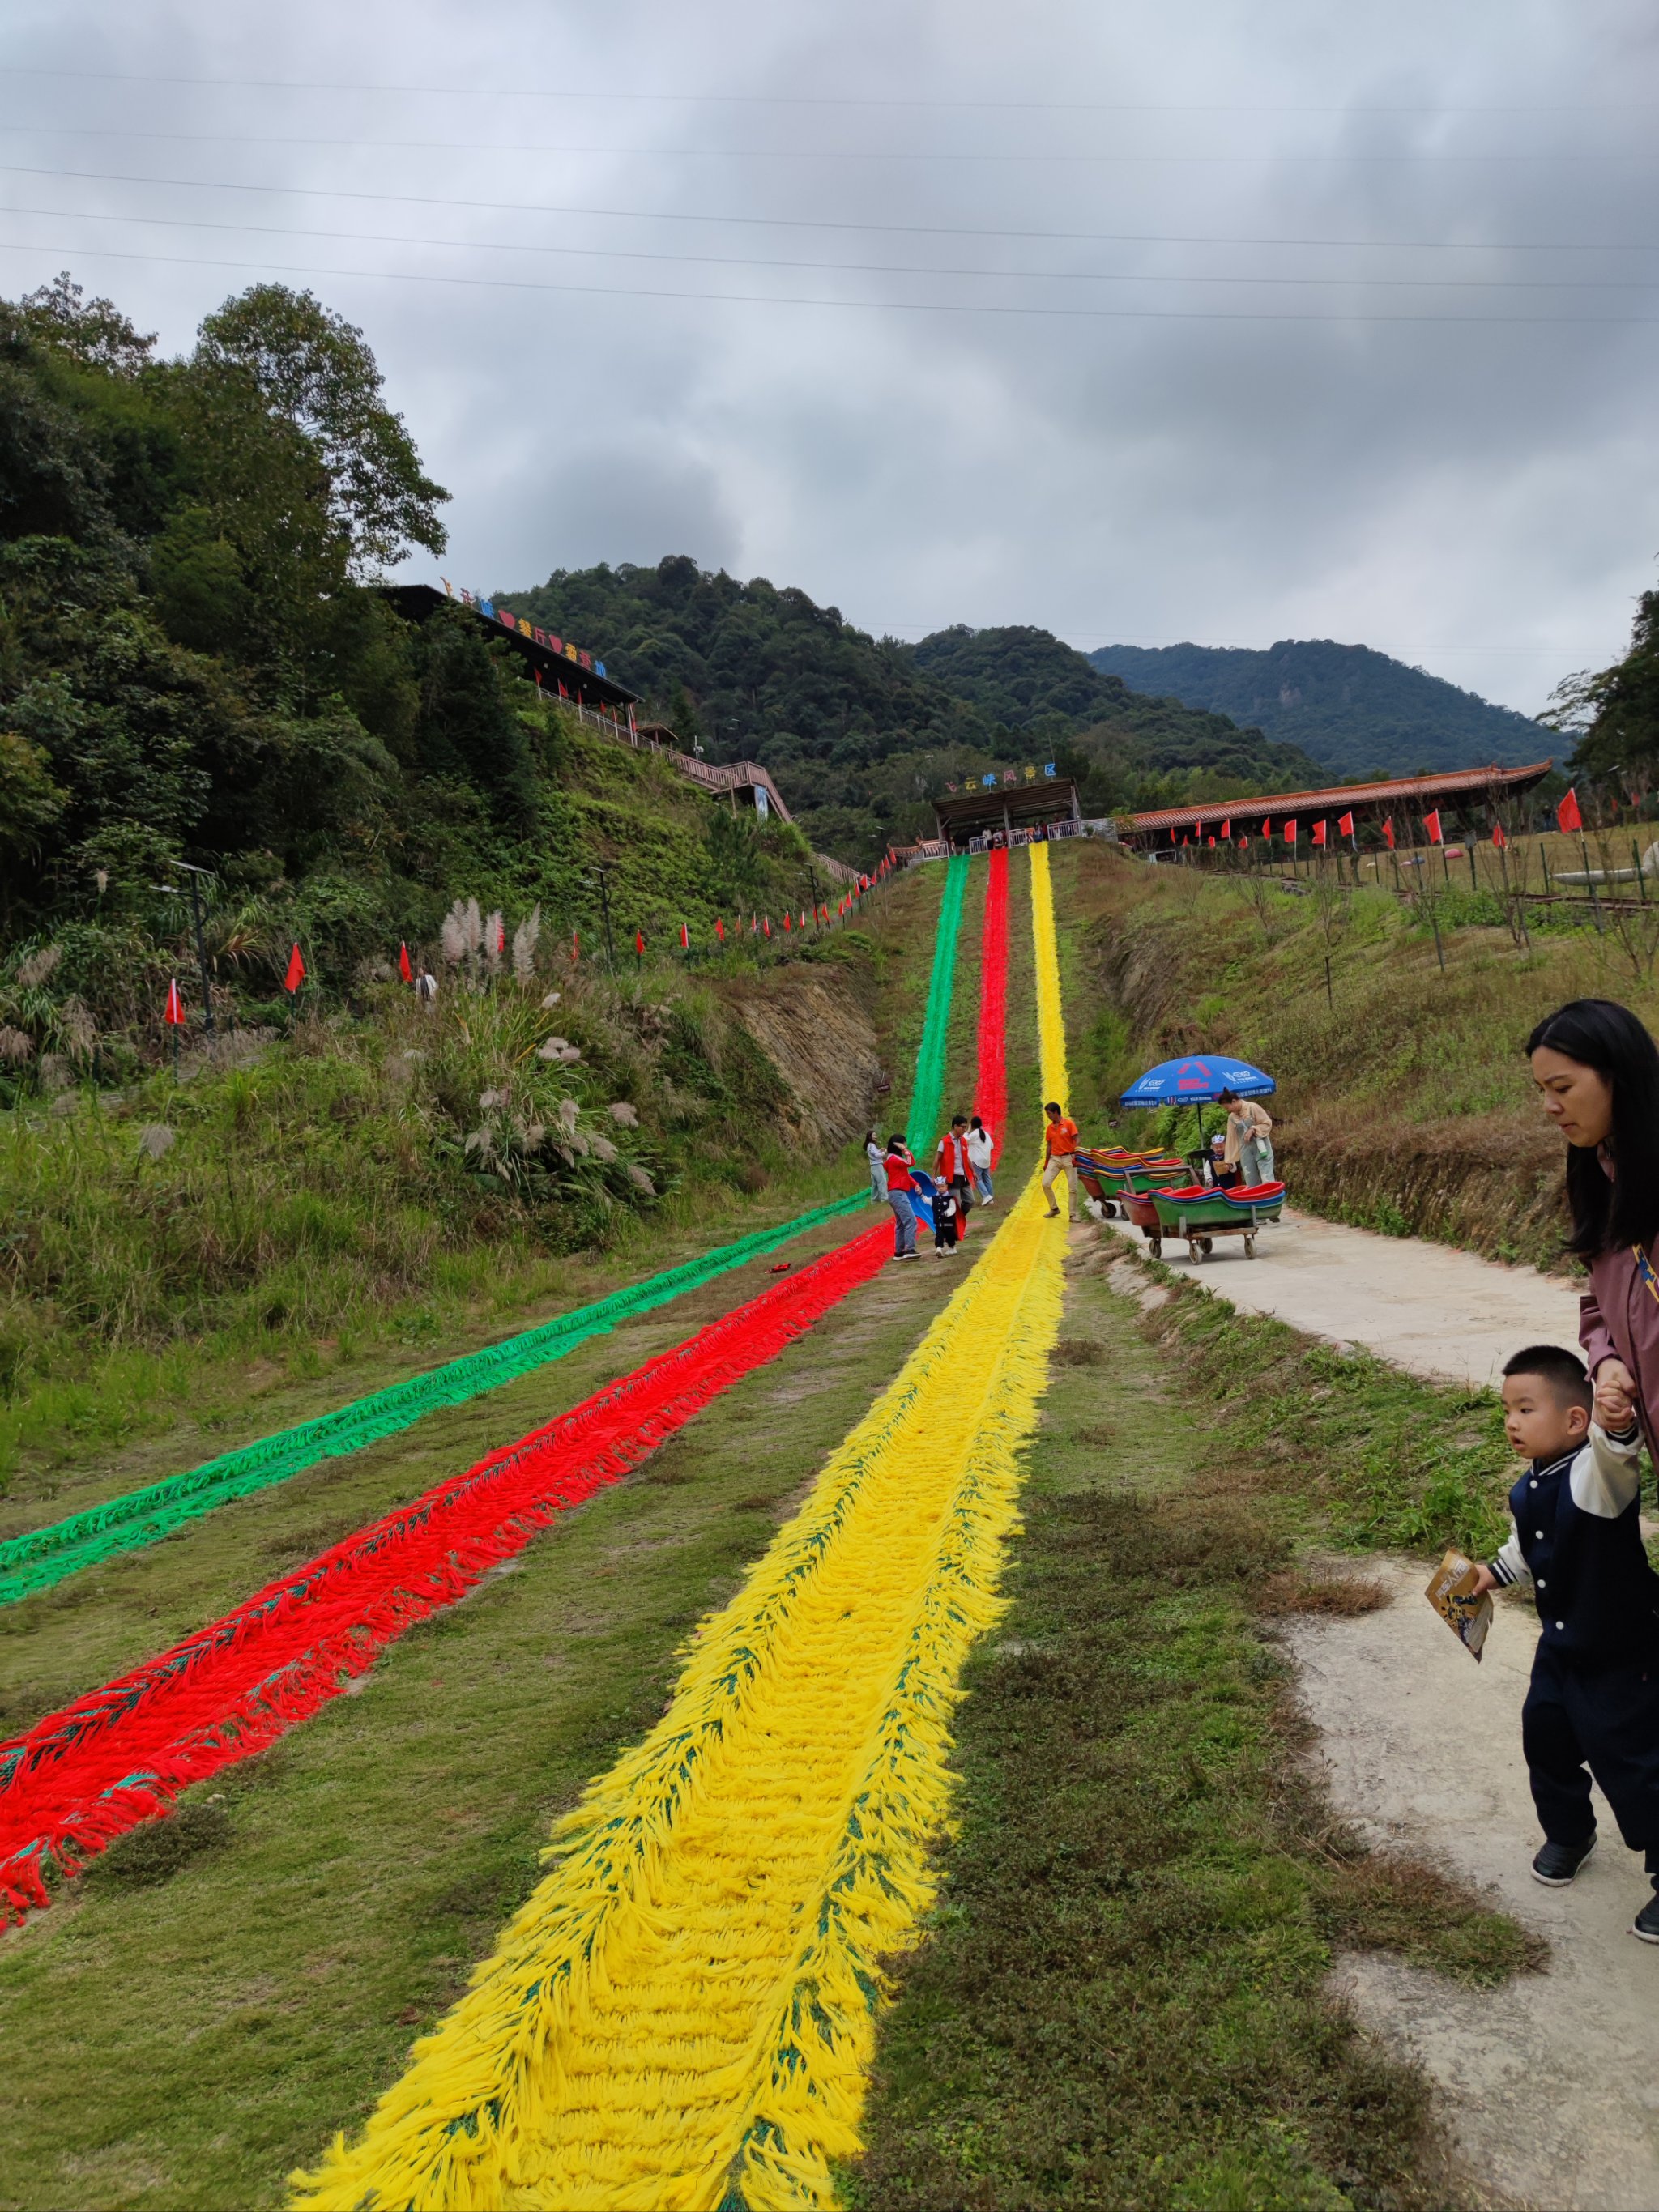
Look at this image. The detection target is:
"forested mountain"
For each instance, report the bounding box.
[908,624,1323,791]
[0,275,824,1034]
[1087,639,1546,781]
[500,568,1323,854]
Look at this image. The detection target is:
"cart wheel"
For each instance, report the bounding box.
[1199,1238,1213,1256]
[1150,1234,1162,1260]
[1187,1238,1201,1263]
[1103,1201,1118,1218]
[1244,1234,1256,1259]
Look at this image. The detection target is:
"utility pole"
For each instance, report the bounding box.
[589,867,616,975]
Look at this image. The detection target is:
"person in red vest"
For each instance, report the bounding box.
[934,1115,974,1241]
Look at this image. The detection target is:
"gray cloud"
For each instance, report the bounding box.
[3,0,1657,711]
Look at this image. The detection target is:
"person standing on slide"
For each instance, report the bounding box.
[966,1114,995,1206]
[884,1134,919,1260]
[935,1115,974,1242]
[1042,1100,1081,1221]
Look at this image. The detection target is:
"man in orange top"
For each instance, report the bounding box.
[1042,1099,1081,1221]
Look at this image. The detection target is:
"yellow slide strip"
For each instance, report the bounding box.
[295,846,1071,2212]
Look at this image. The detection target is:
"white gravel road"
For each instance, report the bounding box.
[1101,1203,1580,1389]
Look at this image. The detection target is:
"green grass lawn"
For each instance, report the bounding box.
[849,1235,1533,2212]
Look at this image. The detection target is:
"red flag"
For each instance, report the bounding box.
[398,941,412,982]
[164,978,186,1026]
[1424,808,1444,846]
[715,916,725,942]
[1556,786,1583,833]
[1221,818,1230,839]
[1312,820,1327,847]
[1261,818,1272,837]
[679,921,689,950]
[783,912,792,933]
[1337,811,1354,838]
[763,915,771,937]
[1239,835,1249,850]
[497,918,506,954]
[1493,820,1508,850]
[1382,817,1396,850]
[284,944,305,993]
[1286,819,1299,845]
[570,929,579,965]
[1207,836,1216,848]
[634,929,646,956]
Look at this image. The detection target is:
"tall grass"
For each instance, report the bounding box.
[0,961,844,1499]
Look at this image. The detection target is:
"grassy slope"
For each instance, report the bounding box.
[851,1254,1527,2212]
[0,932,888,1524]
[1040,834,1659,1271]
[850,846,1537,2210]
[0,859,965,2210]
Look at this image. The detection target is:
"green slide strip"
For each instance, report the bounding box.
[0,1193,868,1609]
[905,850,969,1156]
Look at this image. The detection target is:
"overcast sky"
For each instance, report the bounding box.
[3,1,1657,714]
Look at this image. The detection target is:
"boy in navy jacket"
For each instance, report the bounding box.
[1470,1345,1659,1941]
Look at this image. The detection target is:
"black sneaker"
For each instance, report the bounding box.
[1532,1835,1597,1886]
[1633,1892,1659,1944]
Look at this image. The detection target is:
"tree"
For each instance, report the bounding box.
[1552,583,1659,786]
[194,285,448,573]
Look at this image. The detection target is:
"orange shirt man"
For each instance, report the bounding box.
[1042,1100,1081,1221]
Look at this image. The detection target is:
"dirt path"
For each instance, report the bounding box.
[1094,1199,1656,2207]
[1102,1204,1578,1388]
[1291,1563,1659,2211]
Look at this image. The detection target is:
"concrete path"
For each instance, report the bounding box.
[1090,1206,1651,2204]
[1101,1204,1579,1390]
[1290,1563,1659,2212]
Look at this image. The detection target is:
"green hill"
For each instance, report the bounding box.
[1087,639,1546,782]
[498,568,1324,855]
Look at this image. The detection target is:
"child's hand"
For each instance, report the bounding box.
[1593,1357,1638,1432]
[1468,1564,1499,1597]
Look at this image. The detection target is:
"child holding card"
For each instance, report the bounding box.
[1467,1345,1659,1938]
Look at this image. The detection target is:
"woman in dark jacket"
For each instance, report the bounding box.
[1529,999,1659,1438]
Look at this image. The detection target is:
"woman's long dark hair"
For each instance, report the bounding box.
[1527,999,1659,1256]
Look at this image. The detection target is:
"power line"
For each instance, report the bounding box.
[2,65,1654,115]
[5,234,1659,325]
[1,162,1653,256]
[8,121,1659,186]
[11,201,1659,292]
[0,139,1644,168]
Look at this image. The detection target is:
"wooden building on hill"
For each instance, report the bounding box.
[932,777,1084,850]
[1121,760,1555,853]
[380,582,640,718]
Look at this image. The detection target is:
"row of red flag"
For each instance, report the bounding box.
[1174,789,1584,852]
[160,863,898,1023]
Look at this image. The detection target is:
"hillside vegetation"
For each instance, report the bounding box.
[498,565,1319,861]
[1041,837,1645,1273]
[1090,638,1547,781]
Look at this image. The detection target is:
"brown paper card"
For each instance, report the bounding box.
[1425,1548,1494,1662]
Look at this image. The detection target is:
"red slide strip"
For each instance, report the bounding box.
[976,846,1009,1162]
[0,1222,890,1921]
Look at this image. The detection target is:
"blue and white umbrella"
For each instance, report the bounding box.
[1119,1054,1275,1108]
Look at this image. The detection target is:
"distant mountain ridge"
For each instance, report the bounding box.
[1086,639,1546,782]
[499,560,1327,863]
